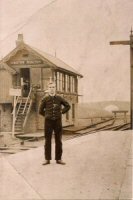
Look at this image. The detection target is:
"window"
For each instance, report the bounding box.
[70,76,73,92]
[67,75,70,92]
[72,76,76,93]
[53,71,56,82]
[62,73,65,92]
[57,72,60,91]
[56,73,77,93]
[74,77,77,93]
[56,72,65,92]
[65,74,68,92]
[59,73,62,91]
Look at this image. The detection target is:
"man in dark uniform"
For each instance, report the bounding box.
[39,82,70,165]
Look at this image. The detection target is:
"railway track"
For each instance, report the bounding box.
[0,118,131,156]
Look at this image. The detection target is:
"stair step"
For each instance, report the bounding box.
[15,120,22,123]
[17,112,23,114]
[21,104,29,106]
[15,126,22,129]
[13,97,32,131]
[15,125,22,128]
[16,120,22,123]
[19,108,29,112]
[16,116,22,121]
[15,129,22,131]
[16,119,22,122]
[15,119,22,122]
[15,123,22,125]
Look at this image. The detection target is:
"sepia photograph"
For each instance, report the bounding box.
[0,0,132,199]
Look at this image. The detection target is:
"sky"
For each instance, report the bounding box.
[0,0,133,102]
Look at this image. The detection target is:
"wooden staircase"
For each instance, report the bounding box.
[13,87,33,134]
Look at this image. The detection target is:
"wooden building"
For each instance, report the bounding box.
[0,34,83,133]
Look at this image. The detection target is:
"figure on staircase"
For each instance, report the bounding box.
[23,79,30,97]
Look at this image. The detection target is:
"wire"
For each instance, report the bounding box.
[0,0,58,45]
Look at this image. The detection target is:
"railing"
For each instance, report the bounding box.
[22,86,33,129]
[11,86,33,135]
[16,97,23,116]
[12,96,20,115]
[23,99,33,128]
[12,95,21,137]
[22,86,32,115]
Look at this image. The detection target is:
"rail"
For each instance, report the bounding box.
[16,97,23,116]
[12,96,20,115]
[23,99,33,128]
[12,95,21,137]
[22,86,32,115]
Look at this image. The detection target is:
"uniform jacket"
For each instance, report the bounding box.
[39,94,71,120]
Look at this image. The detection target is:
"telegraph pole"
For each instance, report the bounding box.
[110,29,133,129]
[130,30,133,129]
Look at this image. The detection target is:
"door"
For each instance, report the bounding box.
[20,68,30,97]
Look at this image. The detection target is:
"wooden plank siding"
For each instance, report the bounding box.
[0,35,82,132]
[0,69,13,103]
[30,68,42,88]
[42,68,52,90]
[0,104,12,132]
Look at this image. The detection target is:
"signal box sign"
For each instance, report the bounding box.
[9,88,22,96]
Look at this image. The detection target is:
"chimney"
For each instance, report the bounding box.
[16,34,24,46]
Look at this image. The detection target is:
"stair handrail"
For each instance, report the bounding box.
[12,95,21,137]
[23,99,33,128]
[16,97,23,116]
[22,86,32,115]
[11,96,20,116]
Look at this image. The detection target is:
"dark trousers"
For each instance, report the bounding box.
[44,118,63,160]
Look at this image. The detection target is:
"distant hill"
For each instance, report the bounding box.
[77,101,130,118]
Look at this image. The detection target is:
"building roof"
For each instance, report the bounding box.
[29,45,83,77]
[0,61,16,74]
[2,35,83,77]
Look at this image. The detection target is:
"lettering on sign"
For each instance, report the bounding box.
[9,88,22,96]
[10,60,43,65]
